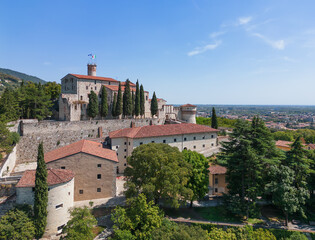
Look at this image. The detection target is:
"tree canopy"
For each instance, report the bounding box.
[150,92,158,117]
[135,80,140,117]
[123,79,132,117]
[115,83,122,117]
[100,86,108,118]
[211,107,218,129]
[87,90,99,119]
[140,84,145,117]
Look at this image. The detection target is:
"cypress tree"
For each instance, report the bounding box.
[115,83,122,117]
[132,90,135,116]
[87,90,99,119]
[123,79,132,117]
[112,93,117,117]
[211,107,218,129]
[34,142,48,238]
[150,92,158,117]
[100,86,108,119]
[135,80,140,117]
[140,84,145,117]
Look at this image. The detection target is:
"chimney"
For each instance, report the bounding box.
[87,64,97,76]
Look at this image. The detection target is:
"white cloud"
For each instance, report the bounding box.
[252,33,285,50]
[188,41,221,56]
[238,17,252,25]
[209,31,225,39]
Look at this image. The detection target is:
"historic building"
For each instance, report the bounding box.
[109,123,219,172]
[16,169,75,236]
[59,64,151,121]
[44,139,118,201]
[208,164,228,196]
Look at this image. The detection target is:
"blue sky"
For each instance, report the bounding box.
[1,0,315,105]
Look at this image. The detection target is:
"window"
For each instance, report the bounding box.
[124,156,127,159]
[97,188,101,192]
[68,192,70,195]
[163,140,166,143]
[80,96,83,100]
[215,188,218,193]
[193,146,196,149]
[124,142,127,145]
[95,86,97,90]
[56,203,63,209]
[32,187,35,192]
[79,190,83,194]
[193,137,196,140]
[211,135,214,138]
[75,105,77,110]
[95,80,97,84]
[97,164,101,168]
[184,137,187,141]
[97,174,102,179]
[57,224,65,231]
[146,96,148,100]
[116,146,119,149]
[174,138,177,142]
[86,86,88,90]
[116,152,118,156]
[61,166,65,169]
[124,149,127,152]
[203,144,205,148]
[151,141,155,143]
[129,142,130,145]
[48,188,50,191]
[124,163,127,166]
[203,136,205,139]
[140,142,143,145]
[211,143,214,146]
[215,178,218,184]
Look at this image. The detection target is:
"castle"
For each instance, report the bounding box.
[59,64,196,123]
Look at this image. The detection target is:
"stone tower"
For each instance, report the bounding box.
[179,104,197,124]
[87,64,97,76]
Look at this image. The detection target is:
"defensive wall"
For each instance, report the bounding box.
[16,118,165,164]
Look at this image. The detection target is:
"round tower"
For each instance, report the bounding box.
[180,104,197,124]
[87,64,97,76]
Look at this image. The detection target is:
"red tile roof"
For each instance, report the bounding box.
[275,140,293,148]
[45,139,118,163]
[307,144,315,150]
[209,165,227,175]
[181,104,196,107]
[16,169,74,188]
[109,123,219,139]
[70,74,119,82]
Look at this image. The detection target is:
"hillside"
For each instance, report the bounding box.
[0,68,46,93]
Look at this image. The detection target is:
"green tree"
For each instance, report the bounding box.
[0,122,14,154]
[0,207,35,240]
[182,150,209,207]
[112,92,117,117]
[61,207,97,240]
[0,88,20,121]
[100,86,108,118]
[125,143,193,207]
[44,81,61,101]
[122,80,132,117]
[87,90,99,119]
[34,142,48,238]
[115,83,122,117]
[211,107,218,129]
[150,92,158,117]
[131,90,135,116]
[111,194,163,240]
[135,80,140,117]
[266,165,309,226]
[140,84,145,117]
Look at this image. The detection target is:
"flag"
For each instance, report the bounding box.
[88,54,96,59]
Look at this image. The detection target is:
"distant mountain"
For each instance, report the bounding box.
[0,68,46,93]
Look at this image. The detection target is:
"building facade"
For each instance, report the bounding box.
[208,165,228,196]
[45,139,118,201]
[16,169,74,236]
[109,123,219,173]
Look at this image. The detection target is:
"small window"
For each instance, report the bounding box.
[75,105,77,110]
[129,142,130,145]
[97,188,101,192]
[91,87,93,90]
[146,96,148,100]
[211,143,214,146]
[80,96,83,100]
[124,142,127,145]
[215,188,218,193]
[124,156,127,159]
[184,137,187,141]
[194,137,196,140]
[124,163,127,166]
[203,144,205,148]
[32,187,35,192]
[193,146,196,149]
[203,136,205,139]
[86,86,88,90]
[68,192,70,195]
[211,135,214,138]
[97,164,101,168]
[140,142,143,145]
[97,174,101,179]
[116,146,119,149]
[151,141,155,143]
[215,178,218,184]
[163,140,166,143]
[48,188,51,191]
[61,166,66,169]
[95,80,96,84]
[56,203,63,209]
[79,190,83,194]
[57,224,65,231]
[124,149,127,152]
[95,86,97,90]
[174,138,177,142]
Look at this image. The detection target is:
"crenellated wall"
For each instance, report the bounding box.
[16,118,165,164]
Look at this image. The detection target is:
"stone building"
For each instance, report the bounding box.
[109,123,219,173]
[208,165,228,196]
[44,139,118,201]
[59,64,151,121]
[16,169,74,236]
[156,102,197,124]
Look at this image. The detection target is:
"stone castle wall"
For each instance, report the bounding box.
[16,118,165,164]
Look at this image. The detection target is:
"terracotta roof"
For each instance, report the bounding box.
[16,169,74,188]
[45,139,118,163]
[104,85,136,92]
[69,74,119,82]
[109,123,219,139]
[209,165,227,175]
[181,104,196,108]
[307,144,315,150]
[275,140,293,148]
